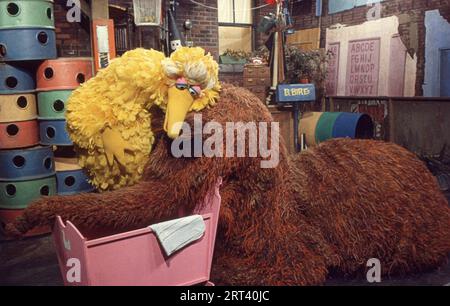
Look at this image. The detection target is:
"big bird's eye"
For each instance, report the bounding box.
[188,86,200,97]
[176,83,188,90]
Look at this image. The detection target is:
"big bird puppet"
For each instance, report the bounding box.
[65,48,219,191]
[6,47,450,285]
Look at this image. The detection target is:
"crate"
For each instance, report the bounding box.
[53,178,222,286]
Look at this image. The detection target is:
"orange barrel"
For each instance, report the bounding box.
[0,94,37,123]
[298,112,323,147]
[36,58,93,91]
[0,119,39,149]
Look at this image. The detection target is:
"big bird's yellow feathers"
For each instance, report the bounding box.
[66,47,220,191]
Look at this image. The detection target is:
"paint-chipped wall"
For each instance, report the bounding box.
[423,9,450,97]
[326,16,417,97]
[278,0,450,97]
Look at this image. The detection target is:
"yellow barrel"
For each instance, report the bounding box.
[54,157,81,171]
[298,112,323,147]
[0,94,37,123]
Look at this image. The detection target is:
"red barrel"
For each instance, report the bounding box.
[0,209,50,238]
[0,120,40,149]
[36,58,93,91]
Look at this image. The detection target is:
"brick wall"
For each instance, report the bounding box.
[175,0,219,59]
[53,0,219,58]
[280,0,450,96]
[54,0,91,57]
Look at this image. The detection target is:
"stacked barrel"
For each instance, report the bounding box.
[36,57,95,196]
[0,0,57,235]
[0,1,95,236]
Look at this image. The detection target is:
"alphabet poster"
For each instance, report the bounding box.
[345,38,380,96]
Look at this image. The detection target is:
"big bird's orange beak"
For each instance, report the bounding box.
[164,86,195,139]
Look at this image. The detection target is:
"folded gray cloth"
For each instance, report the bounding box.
[149,215,205,256]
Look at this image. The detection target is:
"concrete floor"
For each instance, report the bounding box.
[1,233,449,286]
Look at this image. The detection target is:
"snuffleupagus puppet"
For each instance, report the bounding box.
[6,47,450,285]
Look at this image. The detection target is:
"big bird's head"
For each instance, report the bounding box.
[158,47,221,139]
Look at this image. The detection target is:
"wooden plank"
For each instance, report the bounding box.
[268,106,295,154]
[91,0,109,19]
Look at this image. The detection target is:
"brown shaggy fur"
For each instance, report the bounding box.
[6,84,450,285]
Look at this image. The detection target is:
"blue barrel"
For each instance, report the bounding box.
[0,28,56,61]
[39,119,73,146]
[0,62,35,94]
[0,145,55,181]
[332,113,374,139]
[56,169,95,195]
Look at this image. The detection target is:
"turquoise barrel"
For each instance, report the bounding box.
[332,112,374,140]
[0,145,55,181]
[37,90,72,119]
[315,112,343,144]
[0,175,56,209]
[0,0,55,29]
[39,119,73,146]
[0,63,35,94]
[0,27,56,61]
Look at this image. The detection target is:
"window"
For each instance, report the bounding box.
[218,0,253,54]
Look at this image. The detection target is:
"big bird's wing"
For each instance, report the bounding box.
[65,49,168,191]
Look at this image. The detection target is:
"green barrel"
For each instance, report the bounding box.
[37,90,72,119]
[0,175,56,209]
[0,0,55,29]
[315,112,343,144]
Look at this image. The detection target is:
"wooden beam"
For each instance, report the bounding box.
[91,0,109,19]
[79,0,91,18]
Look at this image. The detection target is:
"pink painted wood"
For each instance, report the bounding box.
[52,178,222,286]
[388,34,407,96]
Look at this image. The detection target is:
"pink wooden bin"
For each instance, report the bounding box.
[52,178,222,286]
